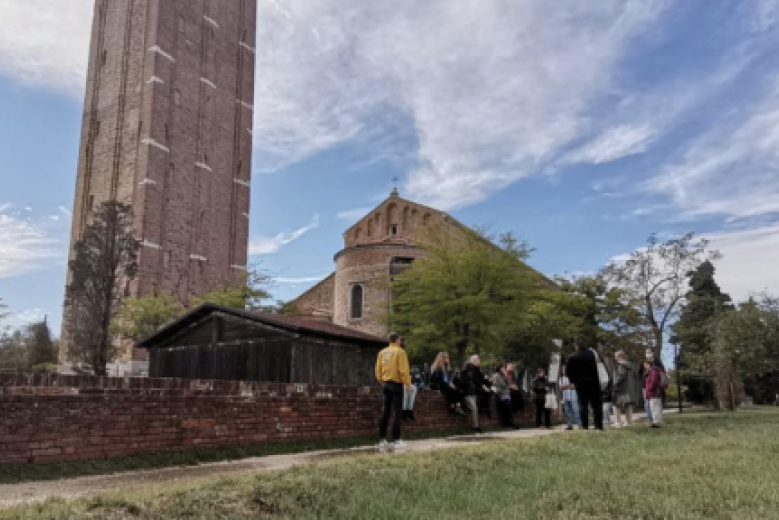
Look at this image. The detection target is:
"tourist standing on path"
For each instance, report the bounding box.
[532,368,552,429]
[460,355,488,433]
[559,365,581,430]
[430,352,465,415]
[645,359,665,429]
[641,361,654,422]
[399,337,418,422]
[491,363,519,429]
[566,343,604,431]
[612,351,637,427]
[506,362,525,419]
[602,367,614,427]
[376,333,412,451]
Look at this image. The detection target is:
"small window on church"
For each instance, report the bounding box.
[389,225,398,236]
[350,285,364,320]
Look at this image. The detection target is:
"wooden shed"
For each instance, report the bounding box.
[138,304,386,386]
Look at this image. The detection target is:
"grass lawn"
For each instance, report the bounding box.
[4,409,779,519]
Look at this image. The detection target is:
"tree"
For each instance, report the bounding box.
[191,263,272,311]
[555,274,649,359]
[391,227,540,366]
[66,201,140,376]
[672,261,732,403]
[601,233,719,360]
[708,295,779,409]
[113,293,181,342]
[26,318,57,368]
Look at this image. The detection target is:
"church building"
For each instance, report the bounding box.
[292,189,478,338]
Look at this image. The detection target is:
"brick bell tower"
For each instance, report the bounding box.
[60,0,257,375]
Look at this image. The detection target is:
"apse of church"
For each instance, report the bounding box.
[293,189,457,338]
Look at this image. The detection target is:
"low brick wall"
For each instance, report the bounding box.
[0,374,535,465]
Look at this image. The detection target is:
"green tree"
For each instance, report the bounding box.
[191,263,272,311]
[26,318,57,368]
[66,201,140,376]
[391,227,539,366]
[601,232,719,360]
[555,274,649,359]
[672,261,732,403]
[113,293,181,342]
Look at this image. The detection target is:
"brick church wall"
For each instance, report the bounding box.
[0,374,535,466]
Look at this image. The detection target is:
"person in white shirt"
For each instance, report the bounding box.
[559,365,582,430]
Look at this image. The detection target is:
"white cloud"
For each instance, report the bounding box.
[648,76,779,221]
[0,0,93,95]
[336,207,372,222]
[563,124,656,165]
[2,308,46,330]
[276,274,329,284]
[251,1,669,209]
[0,209,63,278]
[705,224,779,302]
[58,206,72,218]
[249,215,320,255]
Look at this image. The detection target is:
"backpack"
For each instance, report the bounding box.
[658,370,670,390]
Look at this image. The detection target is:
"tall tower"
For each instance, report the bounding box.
[60,0,257,375]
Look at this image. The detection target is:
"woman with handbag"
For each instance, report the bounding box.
[532,368,552,429]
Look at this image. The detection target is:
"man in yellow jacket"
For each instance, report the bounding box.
[376,332,412,451]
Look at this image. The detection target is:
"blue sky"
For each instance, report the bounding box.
[1,0,779,335]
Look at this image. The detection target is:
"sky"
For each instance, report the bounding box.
[1,0,779,335]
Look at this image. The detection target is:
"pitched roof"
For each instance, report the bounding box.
[138,303,386,348]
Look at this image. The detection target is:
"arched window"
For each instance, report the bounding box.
[350,285,364,320]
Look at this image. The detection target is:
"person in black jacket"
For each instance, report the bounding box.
[532,368,551,429]
[566,343,604,431]
[459,355,489,433]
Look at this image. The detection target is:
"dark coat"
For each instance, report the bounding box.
[459,363,481,396]
[566,349,599,386]
[532,376,548,402]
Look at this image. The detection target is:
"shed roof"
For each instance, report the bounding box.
[138,303,387,348]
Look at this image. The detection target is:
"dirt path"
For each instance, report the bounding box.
[0,429,563,507]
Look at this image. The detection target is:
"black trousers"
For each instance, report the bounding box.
[535,400,551,428]
[576,381,604,430]
[510,389,524,413]
[379,382,404,441]
[497,399,515,427]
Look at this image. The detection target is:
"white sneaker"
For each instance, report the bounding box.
[377,440,389,453]
[392,440,407,451]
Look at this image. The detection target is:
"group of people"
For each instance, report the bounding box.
[558,346,668,431]
[375,335,669,451]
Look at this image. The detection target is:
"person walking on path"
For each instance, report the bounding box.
[645,359,666,429]
[566,343,604,431]
[559,365,581,430]
[491,363,519,429]
[532,368,552,429]
[612,351,638,427]
[459,355,488,433]
[399,337,418,422]
[376,333,412,451]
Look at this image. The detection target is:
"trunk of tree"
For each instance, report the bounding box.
[652,326,664,361]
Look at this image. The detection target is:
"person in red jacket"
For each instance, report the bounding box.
[644,360,665,429]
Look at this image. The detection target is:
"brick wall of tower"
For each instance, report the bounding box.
[61,0,257,375]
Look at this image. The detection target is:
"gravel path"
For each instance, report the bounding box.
[0,428,562,508]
